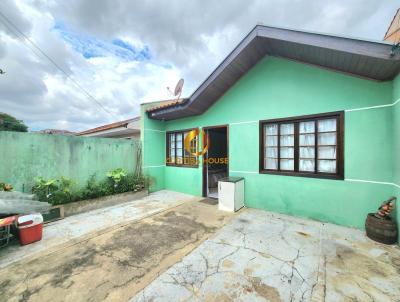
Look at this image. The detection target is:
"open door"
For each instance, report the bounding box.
[202,125,228,198]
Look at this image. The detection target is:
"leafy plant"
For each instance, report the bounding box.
[32,176,76,205]
[31,168,149,205]
[107,168,127,187]
[32,177,58,199]
[0,182,13,191]
[79,174,113,199]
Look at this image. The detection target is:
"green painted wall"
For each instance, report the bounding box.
[393,75,400,237]
[0,131,138,192]
[143,56,396,230]
[141,103,166,192]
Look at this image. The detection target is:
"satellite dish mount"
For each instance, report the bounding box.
[167,78,184,100]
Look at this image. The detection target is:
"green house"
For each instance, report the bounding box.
[141,25,400,232]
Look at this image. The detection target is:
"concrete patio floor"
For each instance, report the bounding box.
[131,209,400,302]
[0,190,200,268]
[0,194,234,302]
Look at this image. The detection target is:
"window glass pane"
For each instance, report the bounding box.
[265,147,278,158]
[265,124,278,135]
[280,159,294,170]
[299,134,315,146]
[299,121,315,134]
[299,159,315,172]
[318,133,336,145]
[266,136,278,146]
[184,132,197,155]
[176,140,183,164]
[280,123,294,135]
[265,158,278,170]
[318,119,336,132]
[318,160,336,173]
[169,147,175,163]
[280,135,294,146]
[168,134,175,164]
[300,147,315,158]
[280,147,294,158]
[318,146,336,159]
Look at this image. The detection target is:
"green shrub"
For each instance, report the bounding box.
[32,176,76,205]
[78,175,103,200]
[107,168,127,187]
[32,169,150,205]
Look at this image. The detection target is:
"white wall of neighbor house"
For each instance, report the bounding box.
[80,119,141,139]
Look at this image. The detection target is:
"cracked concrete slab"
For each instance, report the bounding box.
[0,197,234,302]
[131,209,400,302]
[0,190,199,268]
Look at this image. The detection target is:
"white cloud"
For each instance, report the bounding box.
[0,0,398,131]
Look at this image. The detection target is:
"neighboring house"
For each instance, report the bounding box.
[384,8,400,43]
[35,129,76,135]
[78,117,140,139]
[77,100,184,139]
[142,24,400,233]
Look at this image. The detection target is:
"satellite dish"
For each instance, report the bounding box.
[167,78,184,99]
[174,78,184,97]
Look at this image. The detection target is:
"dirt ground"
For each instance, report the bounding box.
[0,201,234,302]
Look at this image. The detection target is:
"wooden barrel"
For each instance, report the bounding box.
[365,213,398,244]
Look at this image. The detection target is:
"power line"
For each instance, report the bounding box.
[0,10,117,118]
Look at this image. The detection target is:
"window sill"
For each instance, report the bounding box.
[166,164,199,169]
[259,169,344,180]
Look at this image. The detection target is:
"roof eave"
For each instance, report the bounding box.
[149,25,400,121]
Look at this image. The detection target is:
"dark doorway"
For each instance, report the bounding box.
[202,126,228,198]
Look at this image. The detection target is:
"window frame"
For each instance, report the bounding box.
[259,111,344,179]
[166,128,199,168]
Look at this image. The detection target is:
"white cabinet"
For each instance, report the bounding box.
[218,177,244,212]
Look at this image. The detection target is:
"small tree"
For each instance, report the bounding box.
[0,113,28,132]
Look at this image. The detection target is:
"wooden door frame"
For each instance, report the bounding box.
[202,125,229,197]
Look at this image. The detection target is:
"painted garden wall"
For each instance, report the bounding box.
[0,131,139,192]
[142,56,396,230]
[393,74,400,233]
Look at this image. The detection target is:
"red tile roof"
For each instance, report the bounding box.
[146,98,186,112]
[78,116,139,136]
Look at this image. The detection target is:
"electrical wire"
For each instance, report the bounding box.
[0,10,117,119]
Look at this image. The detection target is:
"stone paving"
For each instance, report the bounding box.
[131,209,400,302]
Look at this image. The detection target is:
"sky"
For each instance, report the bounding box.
[0,0,398,132]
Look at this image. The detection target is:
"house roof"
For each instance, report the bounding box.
[35,129,76,135]
[78,116,140,136]
[384,8,400,42]
[149,25,400,121]
[146,98,186,112]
